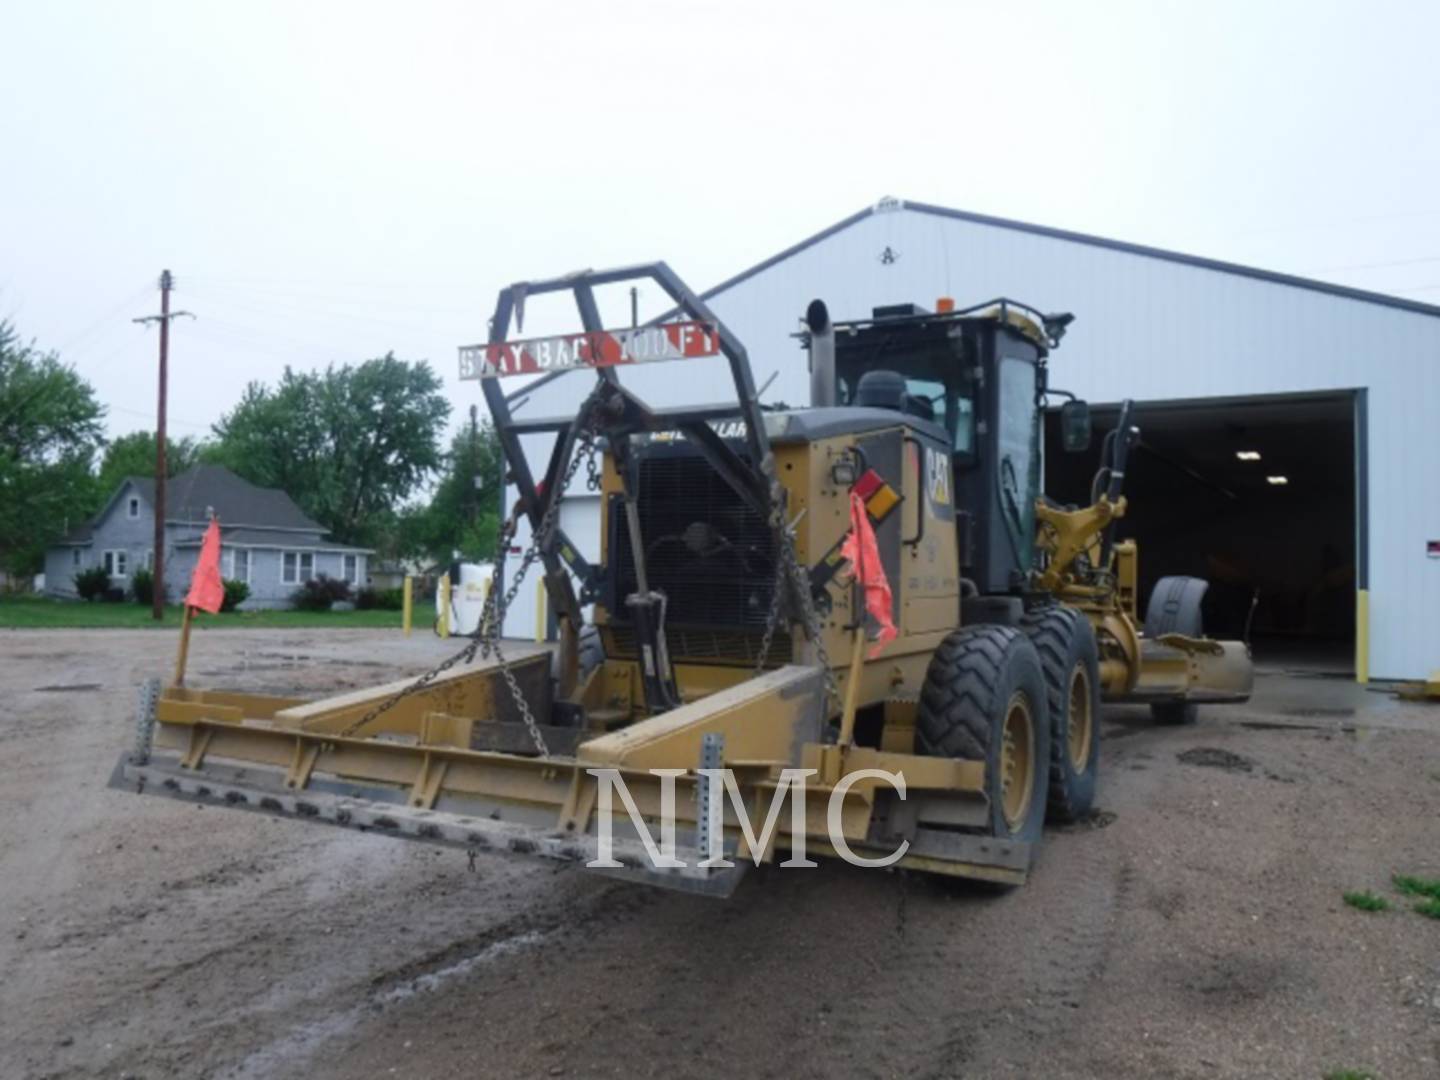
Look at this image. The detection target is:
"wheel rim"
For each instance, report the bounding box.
[1067,662,1094,773]
[1000,692,1036,832]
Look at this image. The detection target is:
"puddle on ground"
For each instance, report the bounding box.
[1177,747,1253,773]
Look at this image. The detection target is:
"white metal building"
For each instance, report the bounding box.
[499,197,1440,681]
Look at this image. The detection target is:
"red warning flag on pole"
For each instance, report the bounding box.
[185,517,225,614]
[839,491,898,658]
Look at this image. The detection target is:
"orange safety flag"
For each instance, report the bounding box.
[185,518,225,614]
[839,491,897,658]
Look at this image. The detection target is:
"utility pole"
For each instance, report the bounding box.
[133,270,194,621]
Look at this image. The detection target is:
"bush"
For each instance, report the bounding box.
[221,578,250,612]
[74,566,110,602]
[355,586,405,611]
[131,567,154,605]
[292,573,351,611]
[102,586,125,603]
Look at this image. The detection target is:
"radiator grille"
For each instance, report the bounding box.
[610,447,782,662]
[606,625,792,667]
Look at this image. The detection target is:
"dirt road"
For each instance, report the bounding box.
[2,628,1437,1079]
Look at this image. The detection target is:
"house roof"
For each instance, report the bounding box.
[64,465,332,549]
[133,465,327,531]
[506,197,1440,405]
[57,522,93,545]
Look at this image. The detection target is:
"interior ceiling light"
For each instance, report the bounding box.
[1266,475,1289,485]
[1235,450,1262,461]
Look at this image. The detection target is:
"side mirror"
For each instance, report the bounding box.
[1060,400,1092,453]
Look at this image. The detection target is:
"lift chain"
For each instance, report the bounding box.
[339,389,606,753]
[754,509,839,712]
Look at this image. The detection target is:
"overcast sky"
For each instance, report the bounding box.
[3,0,1438,442]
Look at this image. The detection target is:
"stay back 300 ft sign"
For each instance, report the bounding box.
[458,321,720,380]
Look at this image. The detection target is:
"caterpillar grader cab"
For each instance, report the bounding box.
[110,263,1253,898]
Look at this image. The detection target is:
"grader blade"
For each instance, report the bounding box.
[112,649,1020,896]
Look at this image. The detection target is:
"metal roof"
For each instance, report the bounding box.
[706,198,1440,320]
[504,198,1440,406]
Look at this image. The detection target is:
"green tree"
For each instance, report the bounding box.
[0,320,105,575]
[95,430,202,496]
[209,355,449,545]
[395,422,504,565]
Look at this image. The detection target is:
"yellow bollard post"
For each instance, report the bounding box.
[402,575,413,636]
[1355,589,1369,684]
[438,574,451,639]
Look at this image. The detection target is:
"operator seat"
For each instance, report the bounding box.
[854,369,934,422]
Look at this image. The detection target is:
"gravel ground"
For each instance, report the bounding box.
[1,628,1438,1079]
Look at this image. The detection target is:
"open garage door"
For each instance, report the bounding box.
[1046,392,1359,674]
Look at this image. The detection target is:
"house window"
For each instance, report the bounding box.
[282,551,314,585]
[343,554,358,585]
[102,550,129,578]
[127,496,140,519]
[223,548,250,583]
[72,549,81,568]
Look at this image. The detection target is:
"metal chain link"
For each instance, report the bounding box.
[584,438,602,492]
[751,546,788,675]
[779,519,840,708]
[339,389,606,752]
[753,507,840,712]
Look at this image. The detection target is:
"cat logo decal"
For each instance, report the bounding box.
[926,447,951,507]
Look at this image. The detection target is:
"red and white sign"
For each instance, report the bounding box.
[458,321,720,380]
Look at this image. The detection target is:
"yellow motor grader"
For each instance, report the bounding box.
[110,263,1252,896]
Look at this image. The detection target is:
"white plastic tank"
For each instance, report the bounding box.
[437,561,494,636]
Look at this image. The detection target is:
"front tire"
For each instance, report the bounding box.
[916,625,1051,844]
[1020,604,1101,823]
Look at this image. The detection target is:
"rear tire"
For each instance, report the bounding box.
[1020,604,1101,823]
[916,625,1051,844]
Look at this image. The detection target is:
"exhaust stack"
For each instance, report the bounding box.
[806,299,836,407]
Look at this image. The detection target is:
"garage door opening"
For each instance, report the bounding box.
[1045,392,1359,674]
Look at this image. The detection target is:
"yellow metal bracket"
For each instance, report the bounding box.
[1034,495,1126,592]
[285,741,321,789]
[409,752,450,809]
[180,726,215,770]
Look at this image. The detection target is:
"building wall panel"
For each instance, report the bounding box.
[501,206,1440,677]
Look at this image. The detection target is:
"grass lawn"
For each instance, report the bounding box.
[0,596,403,630]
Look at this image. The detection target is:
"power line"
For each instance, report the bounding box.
[53,282,155,355]
[108,403,212,431]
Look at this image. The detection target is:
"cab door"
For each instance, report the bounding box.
[900,429,961,636]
